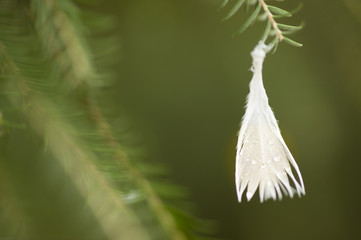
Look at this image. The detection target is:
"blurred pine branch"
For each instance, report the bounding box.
[0,0,209,239]
[31,1,189,238]
[0,39,150,240]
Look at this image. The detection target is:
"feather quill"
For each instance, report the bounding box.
[235,42,305,202]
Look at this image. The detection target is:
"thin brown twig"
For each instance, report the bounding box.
[259,0,284,41]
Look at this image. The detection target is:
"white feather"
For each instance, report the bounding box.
[235,42,305,202]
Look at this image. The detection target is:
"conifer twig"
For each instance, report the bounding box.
[30,1,187,239]
[31,0,95,88]
[259,0,283,41]
[221,0,303,47]
[0,42,150,240]
[85,98,187,240]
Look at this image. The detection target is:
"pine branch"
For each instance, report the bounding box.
[85,99,188,240]
[0,41,150,240]
[30,0,95,89]
[221,0,304,49]
[30,0,189,239]
[259,0,283,41]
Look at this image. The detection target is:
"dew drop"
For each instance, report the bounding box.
[251,160,257,165]
[274,156,280,162]
[123,190,142,204]
[261,164,266,169]
[245,158,250,162]
[267,181,272,186]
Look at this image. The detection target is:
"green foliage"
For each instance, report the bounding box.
[233,3,261,37]
[0,0,210,239]
[220,0,304,50]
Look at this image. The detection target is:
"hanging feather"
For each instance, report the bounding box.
[235,42,305,202]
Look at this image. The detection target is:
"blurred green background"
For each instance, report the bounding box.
[110,0,361,239]
[1,0,361,239]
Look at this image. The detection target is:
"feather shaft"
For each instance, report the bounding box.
[235,42,305,202]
